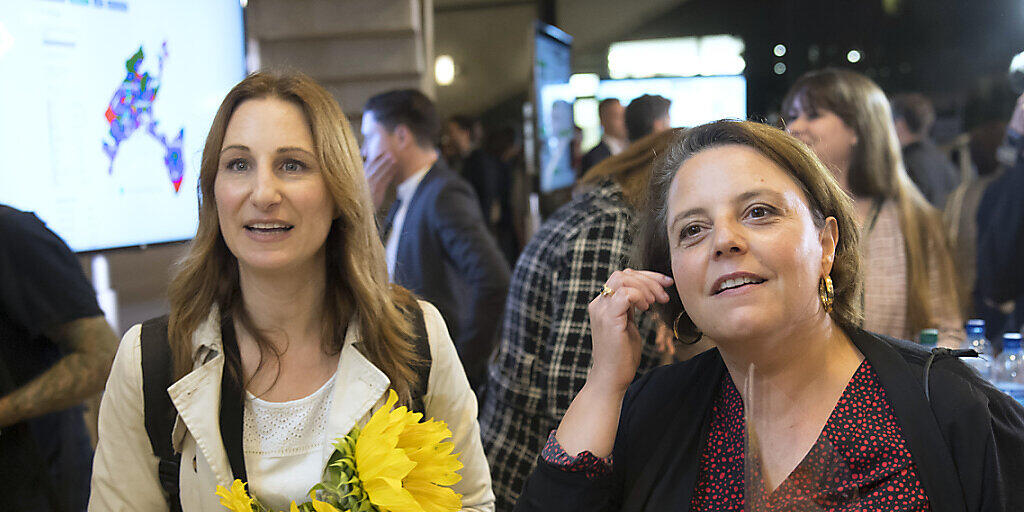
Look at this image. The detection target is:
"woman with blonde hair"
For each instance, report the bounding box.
[783,68,963,346]
[480,128,702,511]
[515,120,1024,511]
[89,72,494,511]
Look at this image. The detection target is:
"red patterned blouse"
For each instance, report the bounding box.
[542,360,931,510]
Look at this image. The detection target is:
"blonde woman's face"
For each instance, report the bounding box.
[214,97,336,274]
[665,144,837,344]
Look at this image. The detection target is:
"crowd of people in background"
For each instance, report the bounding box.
[2,54,1024,512]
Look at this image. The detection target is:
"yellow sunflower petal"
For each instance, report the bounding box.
[310,497,343,512]
[403,480,463,512]
[363,477,425,512]
[397,418,450,451]
[214,479,254,512]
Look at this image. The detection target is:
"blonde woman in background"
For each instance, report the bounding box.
[89,72,493,511]
[784,68,963,346]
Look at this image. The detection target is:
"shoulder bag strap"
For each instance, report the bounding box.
[140,315,183,512]
[218,314,248,483]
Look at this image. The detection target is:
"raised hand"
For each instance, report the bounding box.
[364,151,400,209]
[587,269,674,395]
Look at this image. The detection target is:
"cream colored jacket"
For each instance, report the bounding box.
[89,301,495,511]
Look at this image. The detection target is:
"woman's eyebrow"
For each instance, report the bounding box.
[276,146,316,159]
[669,207,707,231]
[734,188,786,205]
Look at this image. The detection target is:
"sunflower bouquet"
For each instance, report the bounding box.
[215,389,464,512]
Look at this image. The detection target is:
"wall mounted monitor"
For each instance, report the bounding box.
[530,22,574,194]
[0,0,246,252]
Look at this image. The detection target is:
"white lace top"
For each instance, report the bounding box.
[243,374,336,510]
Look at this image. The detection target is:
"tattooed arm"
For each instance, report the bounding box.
[0,315,117,427]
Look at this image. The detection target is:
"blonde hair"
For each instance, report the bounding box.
[577,128,685,209]
[633,120,864,337]
[782,68,960,334]
[167,72,421,403]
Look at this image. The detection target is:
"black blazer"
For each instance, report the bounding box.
[516,329,1024,511]
[581,142,612,175]
[387,160,511,387]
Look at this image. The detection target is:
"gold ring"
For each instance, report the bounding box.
[600,285,615,298]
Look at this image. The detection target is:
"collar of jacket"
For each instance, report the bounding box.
[165,306,392,486]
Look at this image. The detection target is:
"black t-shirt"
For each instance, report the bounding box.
[0,204,101,510]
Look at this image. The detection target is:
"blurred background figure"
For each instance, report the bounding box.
[944,121,1007,325]
[784,68,963,347]
[479,128,711,511]
[625,94,672,142]
[891,93,961,209]
[444,115,511,244]
[580,98,628,174]
[976,91,1024,344]
[0,204,118,511]
[363,90,510,391]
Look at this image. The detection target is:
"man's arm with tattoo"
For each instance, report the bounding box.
[0,316,118,427]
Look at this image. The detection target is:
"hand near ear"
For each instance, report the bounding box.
[364,152,400,209]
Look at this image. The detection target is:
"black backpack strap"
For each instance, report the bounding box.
[408,302,433,414]
[218,315,248,484]
[140,315,183,512]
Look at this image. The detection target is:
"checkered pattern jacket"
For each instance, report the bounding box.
[479,180,661,511]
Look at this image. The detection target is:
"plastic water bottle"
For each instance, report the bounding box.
[994,333,1024,406]
[963,319,991,380]
[918,329,939,348]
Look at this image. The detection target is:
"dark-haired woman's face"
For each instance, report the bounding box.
[666,144,837,344]
[785,101,858,182]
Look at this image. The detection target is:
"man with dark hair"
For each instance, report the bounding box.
[891,93,960,208]
[581,98,627,173]
[362,89,510,390]
[625,94,672,142]
[0,204,118,511]
[443,115,517,265]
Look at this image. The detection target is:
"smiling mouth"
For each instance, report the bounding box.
[244,223,294,234]
[714,277,767,295]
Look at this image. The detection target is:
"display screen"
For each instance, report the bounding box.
[0,0,246,252]
[596,75,747,128]
[532,23,574,193]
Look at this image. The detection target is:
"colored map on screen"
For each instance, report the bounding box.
[102,42,185,192]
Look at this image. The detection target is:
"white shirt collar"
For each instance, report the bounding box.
[602,135,627,155]
[396,164,432,203]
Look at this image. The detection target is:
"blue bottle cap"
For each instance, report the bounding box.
[966,319,985,328]
[1004,333,1023,351]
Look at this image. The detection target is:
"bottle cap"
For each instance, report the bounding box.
[919,328,939,347]
[966,319,986,328]
[1004,332,1022,350]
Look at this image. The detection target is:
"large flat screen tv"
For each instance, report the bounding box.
[0,0,246,252]
[531,22,574,194]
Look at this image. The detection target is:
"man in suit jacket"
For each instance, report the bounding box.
[581,98,627,174]
[362,89,511,390]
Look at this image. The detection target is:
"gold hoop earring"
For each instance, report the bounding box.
[673,312,703,345]
[819,275,834,314]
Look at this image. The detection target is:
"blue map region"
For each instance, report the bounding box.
[102,41,185,192]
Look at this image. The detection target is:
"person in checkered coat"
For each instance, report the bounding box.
[480,129,695,510]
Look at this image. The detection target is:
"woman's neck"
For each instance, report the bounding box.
[716,314,863,417]
[236,256,328,350]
